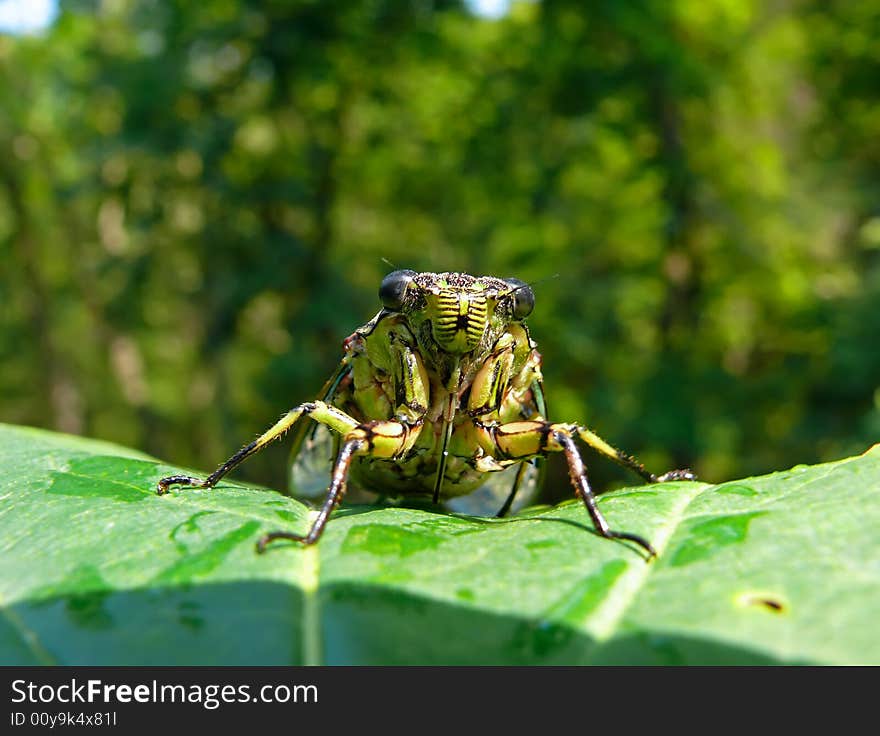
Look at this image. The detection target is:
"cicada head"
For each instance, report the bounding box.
[377,270,535,358]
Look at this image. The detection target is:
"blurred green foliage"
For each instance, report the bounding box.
[2,0,879,496]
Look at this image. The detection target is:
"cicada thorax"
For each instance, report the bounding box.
[316,311,545,502]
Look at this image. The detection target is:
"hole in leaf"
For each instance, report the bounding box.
[736,592,787,614]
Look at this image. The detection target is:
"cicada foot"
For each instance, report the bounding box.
[653,468,697,482]
[256,436,369,554]
[604,530,657,561]
[156,475,207,495]
[256,531,316,553]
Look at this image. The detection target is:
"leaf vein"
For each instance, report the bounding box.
[0,598,58,665]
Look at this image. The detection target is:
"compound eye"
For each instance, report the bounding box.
[379,270,417,310]
[504,278,535,320]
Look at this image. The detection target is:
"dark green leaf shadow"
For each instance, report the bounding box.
[3,581,803,666]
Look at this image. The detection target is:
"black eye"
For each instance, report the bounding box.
[504,278,534,320]
[379,270,417,310]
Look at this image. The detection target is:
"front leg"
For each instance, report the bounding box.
[156,400,359,494]
[257,419,423,550]
[554,430,656,558]
[158,398,423,549]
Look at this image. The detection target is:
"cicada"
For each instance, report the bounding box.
[158,271,694,558]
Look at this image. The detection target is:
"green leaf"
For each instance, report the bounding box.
[2,423,878,665]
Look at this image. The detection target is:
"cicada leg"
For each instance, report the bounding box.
[156,400,423,550]
[554,430,657,558]
[257,419,422,550]
[156,400,359,495]
[575,426,695,484]
[257,435,365,550]
[489,421,695,559]
[494,460,541,518]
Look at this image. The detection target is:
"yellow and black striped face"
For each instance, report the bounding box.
[377,270,535,357]
[424,286,489,353]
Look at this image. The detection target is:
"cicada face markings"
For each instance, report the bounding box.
[427,289,489,354]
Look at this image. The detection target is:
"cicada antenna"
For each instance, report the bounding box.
[504,273,560,297]
[524,273,560,290]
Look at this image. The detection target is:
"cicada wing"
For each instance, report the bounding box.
[444,460,541,517]
[289,421,341,500]
[530,375,549,502]
[288,359,351,500]
[532,375,547,420]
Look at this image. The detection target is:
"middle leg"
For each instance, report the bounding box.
[490,420,657,558]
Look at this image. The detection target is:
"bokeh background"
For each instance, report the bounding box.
[2,0,879,498]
